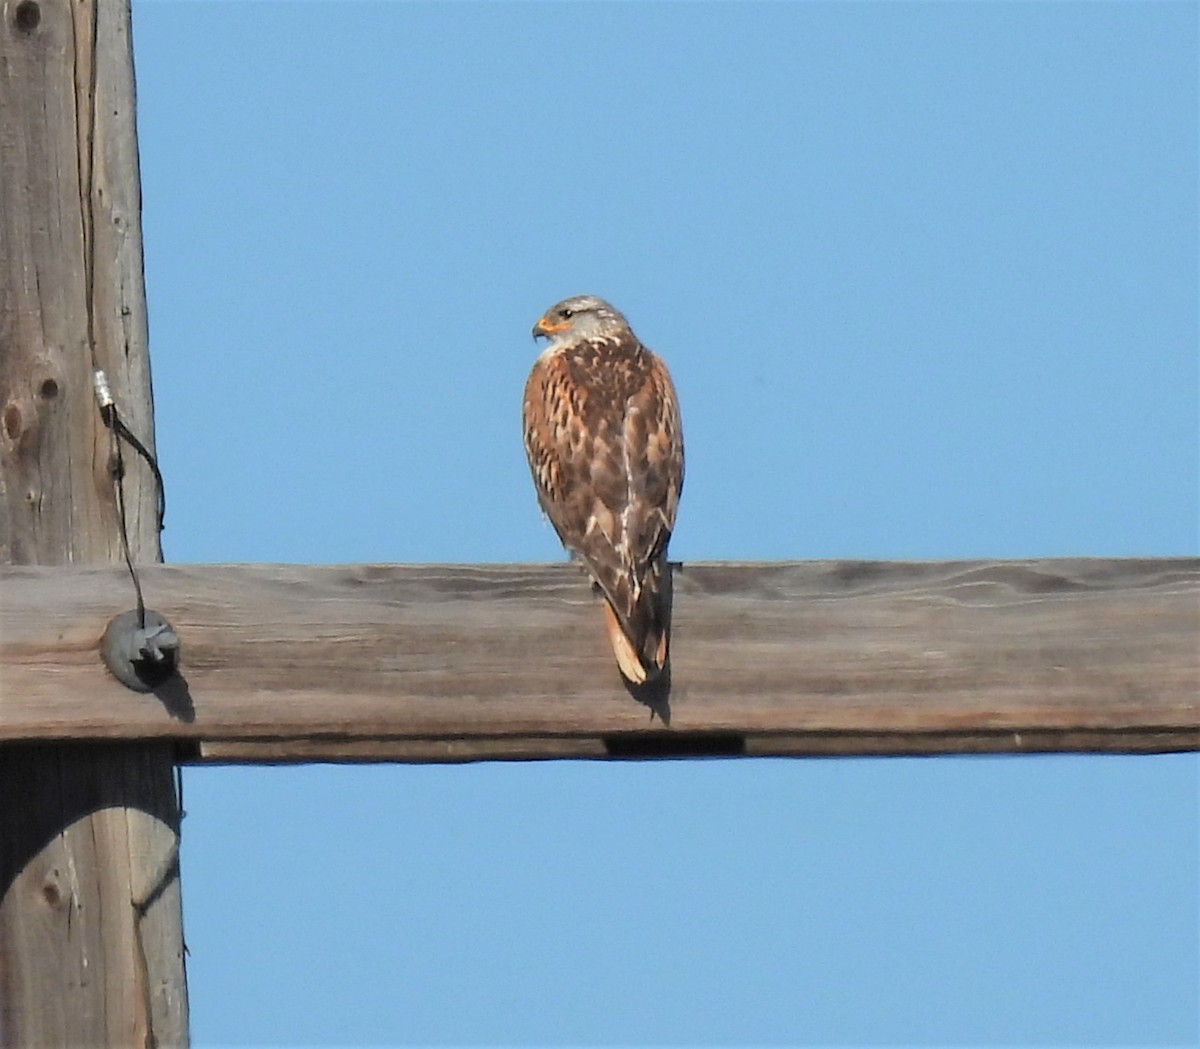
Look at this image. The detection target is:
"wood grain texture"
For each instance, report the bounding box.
[0,0,159,565]
[0,0,185,1044]
[1,558,1195,760]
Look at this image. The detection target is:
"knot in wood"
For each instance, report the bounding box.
[13,0,40,33]
[1,396,38,450]
[40,873,63,909]
[1,401,22,441]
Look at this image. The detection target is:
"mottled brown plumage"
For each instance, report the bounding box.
[523,295,684,684]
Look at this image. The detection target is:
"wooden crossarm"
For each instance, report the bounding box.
[2,558,1196,762]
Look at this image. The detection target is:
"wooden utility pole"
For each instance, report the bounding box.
[0,0,188,1044]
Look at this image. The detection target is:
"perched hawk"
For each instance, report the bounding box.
[523,295,684,684]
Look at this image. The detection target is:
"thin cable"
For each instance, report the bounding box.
[109,412,166,532]
[105,401,146,627]
[94,370,166,630]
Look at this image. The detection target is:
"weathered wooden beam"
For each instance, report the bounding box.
[0,0,187,1043]
[1,558,1196,761]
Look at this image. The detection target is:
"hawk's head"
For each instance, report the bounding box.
[532,295,631,345]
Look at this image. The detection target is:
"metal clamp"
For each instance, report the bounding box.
[101,609,181,692]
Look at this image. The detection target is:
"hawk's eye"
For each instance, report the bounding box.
[561,308,575,319]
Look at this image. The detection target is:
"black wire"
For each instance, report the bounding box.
[100,401,166,630]
[112,411,166,533]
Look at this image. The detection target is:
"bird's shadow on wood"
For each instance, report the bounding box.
[623,661,672,725]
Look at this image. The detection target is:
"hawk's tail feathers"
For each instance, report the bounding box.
[600,563,672,685]
[602,600,651,683]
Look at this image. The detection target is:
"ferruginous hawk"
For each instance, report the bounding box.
[523,295,684,684]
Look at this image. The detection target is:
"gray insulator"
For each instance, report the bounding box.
[101,609,181,692]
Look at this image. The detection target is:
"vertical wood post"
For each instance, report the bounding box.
[0,0,188,1044]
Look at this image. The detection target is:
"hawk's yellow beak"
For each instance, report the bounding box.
[532,315,571,339]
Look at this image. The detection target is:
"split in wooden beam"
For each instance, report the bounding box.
[1,558,1197,763]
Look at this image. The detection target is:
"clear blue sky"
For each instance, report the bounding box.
[130,2,1196,1046]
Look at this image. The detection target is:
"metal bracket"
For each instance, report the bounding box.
[101,609,181,692]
